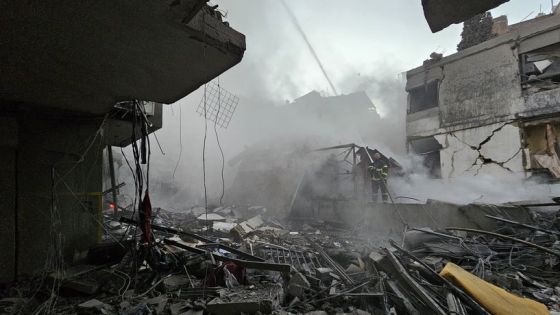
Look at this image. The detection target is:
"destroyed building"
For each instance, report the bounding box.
[406,9,560,181]
[0,2,245,283]
[226,91,381,215]
[4,2,560,315]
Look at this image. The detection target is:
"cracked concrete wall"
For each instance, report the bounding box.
[435,122,523,178]
[405,17,560,180]
[439,44,524,128]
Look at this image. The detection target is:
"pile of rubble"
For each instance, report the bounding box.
[1,204,560,314]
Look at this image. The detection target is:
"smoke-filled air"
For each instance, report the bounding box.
[8,0,560,313]
[113,0,560,214]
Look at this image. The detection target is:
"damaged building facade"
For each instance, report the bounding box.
[406,10,560,181]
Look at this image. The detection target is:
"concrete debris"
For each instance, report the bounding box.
[231,215,265,238]
[207,283,283,315]
[2,202,560,314]
[422,0,508,32]
[78,299,115,314]
[197,213,227,222]
[212,222,237,233]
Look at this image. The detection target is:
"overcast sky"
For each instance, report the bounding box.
[209,0,557,105]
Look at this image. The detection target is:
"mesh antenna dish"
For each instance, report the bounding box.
[196,81,239,129]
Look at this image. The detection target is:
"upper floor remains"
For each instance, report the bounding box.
[406,11,560,138]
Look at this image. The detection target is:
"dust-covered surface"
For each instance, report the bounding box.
[4,1,560,315]
[2,203,560,314]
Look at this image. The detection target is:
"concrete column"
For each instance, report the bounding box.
[0,117,18,282]
[0,113,105,281]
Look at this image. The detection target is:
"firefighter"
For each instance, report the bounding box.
[368,152,389,203]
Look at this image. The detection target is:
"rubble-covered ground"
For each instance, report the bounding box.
[2,204,560,315]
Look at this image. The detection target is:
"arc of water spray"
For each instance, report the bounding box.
[280,0,339,96]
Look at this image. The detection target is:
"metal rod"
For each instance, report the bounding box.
[120,216,213,243]
[389,240,490,315]
[293,250,304,270]
[164,239,292,273]
[383,248,447,315]
[286,249,295,266]
[102,182,126,195]
[446,227,560,257]
[196,243,265,262]
[485,215,560,235]
[518,202,560,207]
[410,228,462,241]
[107,145,118,216]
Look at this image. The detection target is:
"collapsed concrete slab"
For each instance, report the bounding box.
[0,0,245,114]
[422,0,509,32]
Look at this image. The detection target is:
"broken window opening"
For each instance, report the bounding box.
[408,80,439,114]
[409,137,442,178]
[520,43,560,93]
[524,122,560,180]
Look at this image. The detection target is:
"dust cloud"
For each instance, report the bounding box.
[116,1,558,213]
[389,156,560,205]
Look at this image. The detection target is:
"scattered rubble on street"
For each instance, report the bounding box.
[2,201,560,315]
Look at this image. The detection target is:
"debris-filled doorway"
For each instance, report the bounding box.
[523,120,560,180]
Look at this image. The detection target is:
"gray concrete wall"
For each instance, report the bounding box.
[435,122,524,178]
[0,112,104,281]
[406,107,440,138]
[406,16,560,138]
[438,44,524,128]
[406,44,524,138]
[0,147,16,283]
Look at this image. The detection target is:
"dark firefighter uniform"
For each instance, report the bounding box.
[368,159,389,202]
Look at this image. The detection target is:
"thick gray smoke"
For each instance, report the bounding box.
[389,155,560,205]
[116,1,559,212]
[128,74,407,211]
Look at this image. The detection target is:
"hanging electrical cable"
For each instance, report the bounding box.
[203,83,209,223]
[215,77,226,205]
[173,105,182,178]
